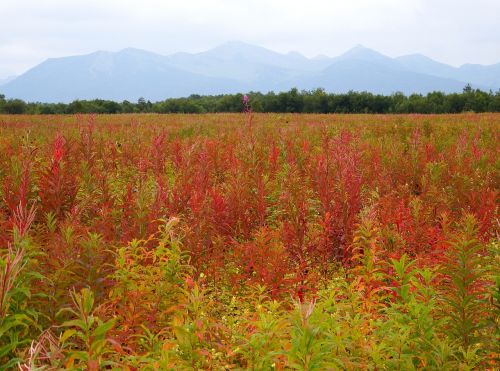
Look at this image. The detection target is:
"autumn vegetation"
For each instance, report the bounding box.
[0,112,498,369]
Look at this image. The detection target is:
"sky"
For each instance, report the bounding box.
[1,0,499,79]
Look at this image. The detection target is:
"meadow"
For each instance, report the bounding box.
[0,112,498,369]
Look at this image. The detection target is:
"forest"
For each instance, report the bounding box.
[1,86,500,115]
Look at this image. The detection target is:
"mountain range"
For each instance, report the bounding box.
[2,41,499,103]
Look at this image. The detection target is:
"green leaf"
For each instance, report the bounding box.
[62,319,87,330]
[60,329,77,343]
[0,342,16,359]
[93,318,115,339]
[67,350,89,362]
[0,356,21,370]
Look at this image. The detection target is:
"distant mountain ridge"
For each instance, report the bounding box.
[2,41,499,103]
[0,76,17,86]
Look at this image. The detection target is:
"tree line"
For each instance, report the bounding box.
[1,86,500,114]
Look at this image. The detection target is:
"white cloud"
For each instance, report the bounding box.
[0,0,499,78]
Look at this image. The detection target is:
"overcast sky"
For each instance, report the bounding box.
[1,0,499,78]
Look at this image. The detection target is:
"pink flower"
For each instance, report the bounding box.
[242,94,252,114]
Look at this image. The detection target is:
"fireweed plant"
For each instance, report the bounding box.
[0,109,498,369]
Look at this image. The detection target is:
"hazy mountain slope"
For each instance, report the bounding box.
[332,45,406,71]
[396,54,500,89]
[163,41,332,89]
[2,42,499,102]
[0,76,17,86]
[396,54,457,77]
[3,49,248,102]
[287,58,470,94]
[456,63,500,88]
[282,46,484,94]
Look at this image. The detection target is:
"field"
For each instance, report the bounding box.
[0,113,498,369]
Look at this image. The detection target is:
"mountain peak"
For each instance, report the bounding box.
[353,44,368,49]
[200,41,296,67]
[313,54,330,60]
[117,47,163,57]
[340,45,387,60]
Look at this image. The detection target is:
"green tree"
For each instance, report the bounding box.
[4,99,27,114]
